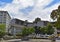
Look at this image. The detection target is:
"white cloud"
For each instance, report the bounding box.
[27,0,60,22]
[12,0,35,8]
[0,0,60,22]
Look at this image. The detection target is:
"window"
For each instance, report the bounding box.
[4,14,6,16]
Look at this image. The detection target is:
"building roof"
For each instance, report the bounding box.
[0,11,11,19]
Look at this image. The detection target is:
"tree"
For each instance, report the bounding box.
[46,23,54,34]
[50,5,60,20]
[22,27,28,36]
[50,5,60,29]
[40,23,54,35]
[34,26,41,34]
[40,27,46,34]
[24,20,28,26]
[54,17,60,29]
[0,24,6,38]
[51,9,58,20]
[34,17,41,23]
[28,27,35,34]
[21,27,35,36]
[34,17,41,34]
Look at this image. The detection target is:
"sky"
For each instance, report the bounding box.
[0,0,60,22]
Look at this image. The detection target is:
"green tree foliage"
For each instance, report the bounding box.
[34,17,41,23]
[34,26,40,34]
[46,23,54,34]
[40,23,54,34]
[33,17,41,34]
[40,27,46,34]
[55,17,60,29]
[22,27,35,36]
[50,5,60,29]
[28,27,35,34]
[51,5,60,20]
[0,24,5,30]
[0,24,6,38]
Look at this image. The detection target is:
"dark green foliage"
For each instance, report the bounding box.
[0,24,6,38]
[40,27,46,34]
[40,23,54,34]
[50,5,60,29]
[46,23,54,34]
[0,30,6,38]
[34,26,40,34]
[22,27,35,36]
[34,17,41,23]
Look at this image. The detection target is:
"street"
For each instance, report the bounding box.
[1,39,60,42]
[56,40,60,42]
[6,39,51,42]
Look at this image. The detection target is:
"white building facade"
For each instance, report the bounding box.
[0,11,11,32]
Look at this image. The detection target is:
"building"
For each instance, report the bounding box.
[33,21,48,27]
[27,22,33,27]
[9,19,25,35]
[0,11,11,32]
[9,19,35,35]
[9,18,49,35]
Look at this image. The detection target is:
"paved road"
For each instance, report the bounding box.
[1,39,60,42]
[56,40,60,42]
[7,39,21,42]
[7,39,51,42]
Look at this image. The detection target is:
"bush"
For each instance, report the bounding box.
[14,36,22,39]
[22,27,35,36]
[0,24,6,38]
[16,33,22,36]
[0,30,6,38]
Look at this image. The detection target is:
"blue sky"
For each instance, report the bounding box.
[0,0,12,3]
[0,0,12,7]
[0,0,60,7]
[20,6,34,14]
[0,0,60,22]
[45,0,60,8]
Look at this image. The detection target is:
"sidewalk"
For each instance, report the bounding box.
[29,39,51,42]
[6,39,51,42]
[0,40,8,42]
